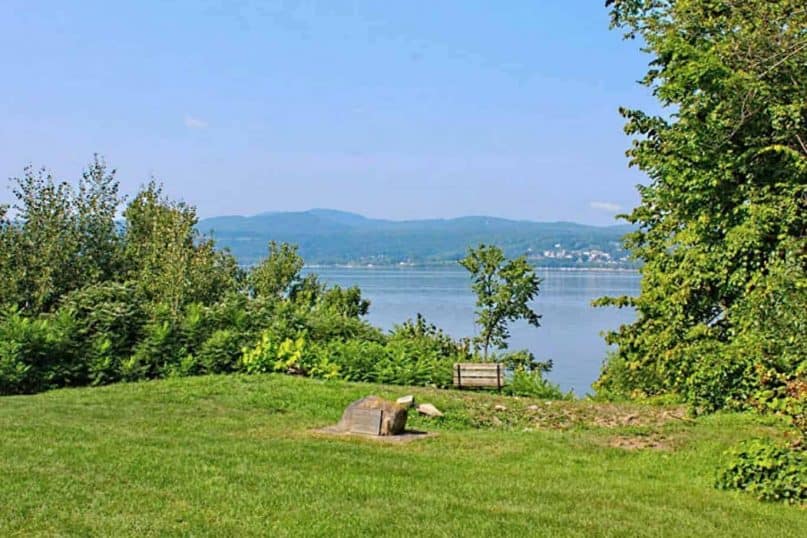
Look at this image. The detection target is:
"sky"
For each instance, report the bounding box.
[0,1,657,225]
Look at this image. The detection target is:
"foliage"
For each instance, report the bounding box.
[236,314,466,388]
[2,157,125,313]
[123,182,241,316]
[505,369,570,400]
[317,284,370,318]
[459,244,541,358]
[197,329,244,374]
[58,281,146,385]
[0,158,565,399]
[717,438,805,505]
[248,241,304,299]
[494,350,571,400]
[0,308,79,394]
[597,1,807,407]
[240,332,308,375]
[390,313,471,358]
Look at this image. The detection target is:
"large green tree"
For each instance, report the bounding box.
[1,156,124,313]
[123,181,240,317]
[597,0,807,405]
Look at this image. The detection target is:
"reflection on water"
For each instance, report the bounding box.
[305,266,640,395]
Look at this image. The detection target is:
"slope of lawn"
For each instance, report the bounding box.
[1,374,804,537]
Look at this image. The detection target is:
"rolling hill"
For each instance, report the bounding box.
[197,209,634,267]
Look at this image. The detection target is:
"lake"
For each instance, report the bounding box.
[307,266,641,395]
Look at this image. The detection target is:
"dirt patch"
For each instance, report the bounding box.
[460,398,691,431]
[583,404,690,429]
[608,434,673,451]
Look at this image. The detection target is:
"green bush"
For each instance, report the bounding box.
[123,307,180,380]
[198,329,244,374]
[310,339,386,382]
[505,369,571,400]
[685,345,758,415]
[304,337,456,387]
[240,331,308,375]
[0,308,79,394]
[58,281,145,385]
[716,439,806,504]
[495,350,571,399]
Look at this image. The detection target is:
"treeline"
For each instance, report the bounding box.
[0,157,563,399]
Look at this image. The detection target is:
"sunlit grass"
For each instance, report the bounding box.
[1,374,804,536]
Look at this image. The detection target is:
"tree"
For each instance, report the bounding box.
[318,285,370,318]
[9,165,81,312]
[123,181,239,316]
[596,0,807,403]
[75,155,124,283]
[0,204,22,308]
[459,244,541,359]
[0,157,127,313]
[249,241,304,299]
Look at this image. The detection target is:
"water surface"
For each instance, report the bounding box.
[307,266,640,394]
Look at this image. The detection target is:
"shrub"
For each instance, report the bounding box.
[496,350,571,399]
[685,345,758,415]
[716,439,806,504]
[58,281,145,385]
[240,331,308,375]
[505,369,571,400]
[198,329,244,374]
[0,308,79,394]
[305,337,456,387]
[123,307,180,380]
[309,339,387,383]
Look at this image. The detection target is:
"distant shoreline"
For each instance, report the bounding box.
[300,263,640,273]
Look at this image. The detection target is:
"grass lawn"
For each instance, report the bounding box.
[1,374,804,537]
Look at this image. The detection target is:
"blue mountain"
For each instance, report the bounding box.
[197,209,633,267]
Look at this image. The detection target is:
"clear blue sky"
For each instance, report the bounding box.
[0,1,656,225]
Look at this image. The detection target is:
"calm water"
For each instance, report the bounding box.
[307,266,640,395]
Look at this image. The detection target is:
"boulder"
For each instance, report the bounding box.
[417,403,444,418]
[396,395,416,408]
[336,396,407,436]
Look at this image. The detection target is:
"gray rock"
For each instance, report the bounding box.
[396,395,416,408]
[526,404,540,411]
[417,403,444,418]
[494,404,507,412]
[336,395,408,436]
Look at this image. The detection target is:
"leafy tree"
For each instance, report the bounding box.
[318,285,370,318]
[459,244,541,359]
[597,0,807,403]
[9,166,81,312]
[0,205,22,308]
[0,157,126,313]
[249,241,304,299]
[123,182,239,316]
[75,155,124,283]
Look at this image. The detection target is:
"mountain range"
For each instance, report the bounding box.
[197,209,634,267]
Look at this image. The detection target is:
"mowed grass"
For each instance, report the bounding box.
[1,375,804,537]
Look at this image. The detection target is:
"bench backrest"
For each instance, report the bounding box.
[453,363,504,390]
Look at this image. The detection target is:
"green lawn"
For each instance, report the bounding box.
[1,374,804,537]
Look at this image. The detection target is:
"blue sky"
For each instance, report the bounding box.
[0,1,656,225]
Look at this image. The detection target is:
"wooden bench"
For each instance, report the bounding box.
[453,363,504,390]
